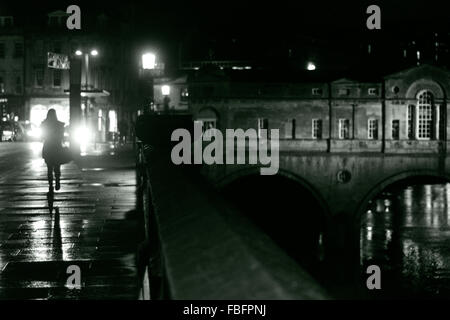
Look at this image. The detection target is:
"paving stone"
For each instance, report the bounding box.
[0,143,140,300]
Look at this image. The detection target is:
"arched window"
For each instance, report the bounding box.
[195,107,219,139]
[416,91,434,140]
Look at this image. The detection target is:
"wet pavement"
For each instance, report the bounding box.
[0,142,139,299]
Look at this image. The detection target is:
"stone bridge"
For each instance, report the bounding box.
[201,148,450,259]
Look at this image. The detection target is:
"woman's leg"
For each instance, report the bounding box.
[54,165,61,190]
[47,163,54,191]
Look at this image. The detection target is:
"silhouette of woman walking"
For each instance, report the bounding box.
[40,109,65,192]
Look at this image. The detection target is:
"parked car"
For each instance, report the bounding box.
[12,121,28,141]
[19,122,42,141]
[0,121,14,142]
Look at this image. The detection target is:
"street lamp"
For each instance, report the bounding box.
[74,48,100,148]
[75,48,99,90]
[161,85,170,96]
[162,85,171,113]
[141,52,157,113]
[307,62,316,71]
[142,52,156,70]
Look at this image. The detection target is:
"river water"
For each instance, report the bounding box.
[360,183,450,298]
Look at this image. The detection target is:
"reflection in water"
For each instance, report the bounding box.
[361,183,450,298]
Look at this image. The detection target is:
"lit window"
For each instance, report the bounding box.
[368,88,378,95]
[180,88,189,101]
[312,119,322,139]
[417,91,434,139]
[339,119,350,139]
[312,88,322,96]
[98,110,103,131]
[108,110,117,132]
[368,119,378,140]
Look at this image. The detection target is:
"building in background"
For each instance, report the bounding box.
[187,64,449,154]
[0,10,141,143]
[0,15,24,121]
[152,75,189,113]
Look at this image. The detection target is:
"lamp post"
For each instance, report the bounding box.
[69,54,82,155]
[76,48,100,145]
[141,52,157,114]
[75,49,98,91]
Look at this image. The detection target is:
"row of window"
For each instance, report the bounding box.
[196,91,437,141]
[312,88,379,96]
[282,116,429,140]
[0,69,62,92]
[34,69,62,87]
[198,86,379,97]
[0,42,24,59]
[196,115,432,141]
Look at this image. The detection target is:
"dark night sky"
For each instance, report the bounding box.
[2,0,450,36]
[2,0,450,73]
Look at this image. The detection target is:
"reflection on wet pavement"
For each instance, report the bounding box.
[361,183,450,298]
[0,142,139,300]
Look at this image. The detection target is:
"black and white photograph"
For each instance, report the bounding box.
[0,0,450,308]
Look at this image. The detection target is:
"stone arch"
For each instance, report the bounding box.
[195,106,220,121]
[216,166,331,217]
[405,79,446,100]
[194,106,220,132]
[218,166,331,274]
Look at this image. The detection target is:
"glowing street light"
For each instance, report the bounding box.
[90,49,98,56]
[161,85,170,96]
[307,62,316,71]
[142,52,156,70]
[75,50,83,56]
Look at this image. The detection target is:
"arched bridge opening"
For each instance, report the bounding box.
[357,173,450,299]
[220,170,328,280]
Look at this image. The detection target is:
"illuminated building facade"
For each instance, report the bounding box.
[188,64,450,154]
[1,10,140,142]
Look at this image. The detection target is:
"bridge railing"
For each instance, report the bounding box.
[134,114,329,300]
